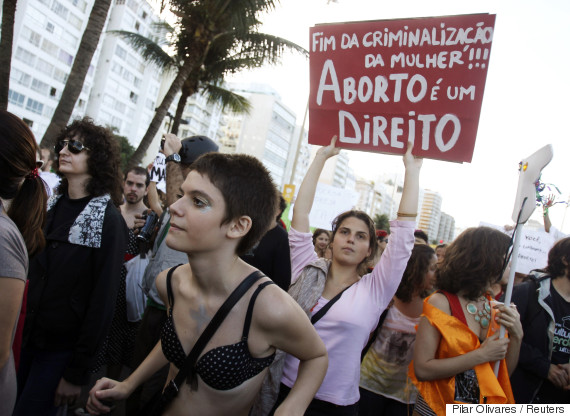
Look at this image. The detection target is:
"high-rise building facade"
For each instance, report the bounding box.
[436,212,455,243]
[418,190,443,243]
[8,0,164,147]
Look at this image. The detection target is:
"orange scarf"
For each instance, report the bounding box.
[409,296,514,415]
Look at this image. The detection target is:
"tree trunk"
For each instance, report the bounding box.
[127,59,195,168]
[170,85,192,136]
[0,0,18,110]
[40,0,112,149]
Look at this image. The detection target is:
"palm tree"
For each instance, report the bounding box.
[0,0,19,110]
[126,0,307,168]
[40,0,113,149]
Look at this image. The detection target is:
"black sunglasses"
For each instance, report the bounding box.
[54,139,90,155]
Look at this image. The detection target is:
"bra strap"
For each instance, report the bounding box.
[166,264,184,310]
[440,290,468,326]
[242,281,275,340]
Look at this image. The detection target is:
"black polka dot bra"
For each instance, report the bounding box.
[161,272,276,391]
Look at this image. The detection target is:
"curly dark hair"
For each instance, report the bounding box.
[331,210,378,268]
[541,237,570,279]
[396,244,436,303]
[191,153,278,256]
[436,227,511,300]
[54,118,123,206]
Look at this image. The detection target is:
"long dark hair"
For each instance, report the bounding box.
[396,244,436,302]
[0,110,47,256]
[54,118,123,206]
[436,227,511,300]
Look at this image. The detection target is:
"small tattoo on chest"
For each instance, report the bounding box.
[190,304,211,333]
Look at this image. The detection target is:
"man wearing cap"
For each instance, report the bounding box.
[125,133,219,415]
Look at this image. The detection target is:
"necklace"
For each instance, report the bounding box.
[466,297,491,328]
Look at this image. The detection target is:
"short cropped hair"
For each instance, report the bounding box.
[190,153,278,255]
[125,166,150,187]
[55,118,123,206]
[436,227,511,300]
[331,210,378,268]
[396,244,436,302]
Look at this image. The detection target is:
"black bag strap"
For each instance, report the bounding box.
[361,304,391,362]
[311,284,353,325]
[170,270,265,391]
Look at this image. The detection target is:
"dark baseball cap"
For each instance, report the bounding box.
[179,135,219,165]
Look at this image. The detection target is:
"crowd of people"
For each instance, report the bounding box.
[1,110,569,416]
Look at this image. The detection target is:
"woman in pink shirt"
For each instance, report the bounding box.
[271,136,422,415]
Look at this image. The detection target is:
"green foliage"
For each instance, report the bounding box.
[373,213,390,233]
[114,133,135,173]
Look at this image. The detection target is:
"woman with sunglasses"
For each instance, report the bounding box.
[0,110,47,415]
[14,118,128,416]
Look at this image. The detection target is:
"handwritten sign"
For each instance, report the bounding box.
[149,152,166,193]
[309,14,495,162]
[480,223,554,275]
[289,183,360,230]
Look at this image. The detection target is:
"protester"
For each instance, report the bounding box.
[434,243,446,263]
[312,229,331,258]
[87,153,328,416]
[413,230,428,245]
[543,195,567,241]
[125,134,220,415]
[410,227,523,415]
[267,136,421,416]
[39,146,61,195]
[95,167,151,378]
[0,110,47,415]
[14,118,128,416]
[242,195,292,291]
[359,244,437,416]
[510,237,570,403]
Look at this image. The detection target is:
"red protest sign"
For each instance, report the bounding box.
[309,14,496,163]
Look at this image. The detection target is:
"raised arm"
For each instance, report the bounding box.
[291,136,340,232]
[163,133,184,208]
[397,140,422,221]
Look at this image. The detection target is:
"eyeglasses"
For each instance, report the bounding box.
[54,139,90,155]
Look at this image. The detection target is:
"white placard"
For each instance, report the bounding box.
[479,222,554,275]
[289,183,360,230]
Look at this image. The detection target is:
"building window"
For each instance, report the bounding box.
[22,118,34,127]
[46,22,55,33]
[53,67,68,83]
[31,78,50,95]
[115,45,127,60]
[51,1,69,20]
[41,39,60,57]
[22,26,42,47]
[15,47,37,67]
[10,69,31,87]
[8,89,25,107]
[50,87,57,97]
[135,21,140,31]
[58,49,73,66]
[68,13,82,30]
[26,98,44,115]
[129,91,138,104]
[35,58,55,76]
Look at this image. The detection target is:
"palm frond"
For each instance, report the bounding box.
[201,83,251,114]
[109,30,177,69]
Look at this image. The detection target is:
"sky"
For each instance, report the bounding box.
[227,0,570,232]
